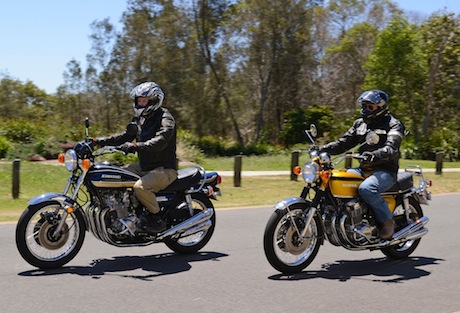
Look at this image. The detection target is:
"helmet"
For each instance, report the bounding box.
[358,90,389,122]
[130,82,164,117]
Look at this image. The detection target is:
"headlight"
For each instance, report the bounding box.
[64,149,78,172]
[301,162,319,183]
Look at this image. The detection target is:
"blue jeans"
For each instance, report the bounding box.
[347,169,396,223]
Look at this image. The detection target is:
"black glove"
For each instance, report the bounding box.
[308,145,319,153]
[361,151,375,163]
[118,142,137,154]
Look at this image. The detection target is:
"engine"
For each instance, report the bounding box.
[100,189,140,236]
[323,199,379,247]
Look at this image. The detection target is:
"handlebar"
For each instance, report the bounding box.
[93,145,128,157]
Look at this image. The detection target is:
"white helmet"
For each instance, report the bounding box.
[130,82,164,117]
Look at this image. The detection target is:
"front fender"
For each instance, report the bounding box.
[28,192,73,206]
[274,197,310,212]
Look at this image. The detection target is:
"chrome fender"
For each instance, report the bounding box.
[274,197,310,212]
[28,192,71,206]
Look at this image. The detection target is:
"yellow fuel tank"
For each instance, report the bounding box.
[330,170,396,211]
[329,170,363,198]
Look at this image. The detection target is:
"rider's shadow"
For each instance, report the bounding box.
[18,251,228,281]
[269,256,444,283]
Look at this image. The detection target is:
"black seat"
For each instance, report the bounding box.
[162,167,201,192]
[386,171,413,193]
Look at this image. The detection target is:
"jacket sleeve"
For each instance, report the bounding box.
[320,120,361,155]
[97,131,135,147]
[137,110,175,152]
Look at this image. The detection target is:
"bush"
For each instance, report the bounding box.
[0,136,11,158]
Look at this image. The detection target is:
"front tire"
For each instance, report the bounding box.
[263,207,322,274]
[381,197,424,259]
[15,202,86,269]
[165,193,215,254]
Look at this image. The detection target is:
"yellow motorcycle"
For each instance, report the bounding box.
[263,125,431,274]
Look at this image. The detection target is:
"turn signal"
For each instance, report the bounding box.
[82,159,91,170]
[66,206,74,214]
[58,153,65,163]
[293,166,302,175]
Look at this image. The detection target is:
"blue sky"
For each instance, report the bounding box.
[1,0,459,94]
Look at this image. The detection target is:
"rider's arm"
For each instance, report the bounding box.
[320,120,360,155]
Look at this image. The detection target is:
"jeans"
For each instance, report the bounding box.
[347,169,396,224]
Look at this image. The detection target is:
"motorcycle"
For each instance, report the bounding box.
[263,124,432,274]
[16,119,221,269]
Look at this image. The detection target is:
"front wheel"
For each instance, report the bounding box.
[15,202,86,269]
[263,207,322,274]
[165,193,216,254]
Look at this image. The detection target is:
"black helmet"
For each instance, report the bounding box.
[130,82,165,118]
[358,90,389,122]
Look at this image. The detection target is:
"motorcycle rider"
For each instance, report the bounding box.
[319,90,405,239]
[93,81,178,234]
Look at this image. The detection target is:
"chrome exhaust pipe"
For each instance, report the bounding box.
[405,228,429,241]
[156,208,214,240]
[179,219,212,238]
[392,216,429,241]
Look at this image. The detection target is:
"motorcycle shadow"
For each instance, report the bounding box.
[269,256,444,283]
[18,251,228,281]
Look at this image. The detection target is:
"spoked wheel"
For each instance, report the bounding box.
[16,202,86,269]
[263,207,322,274]
[165,193,216,254]
[381,197,424,259]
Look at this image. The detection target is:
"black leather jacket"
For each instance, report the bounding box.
[320,113,404,175]
[98,107,177,171]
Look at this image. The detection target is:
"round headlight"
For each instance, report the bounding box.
[301,162,319,183]
[64,149,78,172]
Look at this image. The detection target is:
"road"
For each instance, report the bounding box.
[1,194,460,313]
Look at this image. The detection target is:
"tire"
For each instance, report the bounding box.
[15,201,86,269]
[263,206,322,274]
[165,193,216,254]
[381,197,424,259]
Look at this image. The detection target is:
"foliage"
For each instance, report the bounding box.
[0,1,459,161]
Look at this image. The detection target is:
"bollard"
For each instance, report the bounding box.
[290,150,299,181]
[12,159,20,199]
[234,155,242,187]
[435,152,443,175]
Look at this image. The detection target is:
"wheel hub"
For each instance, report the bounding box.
[38,221,70,250]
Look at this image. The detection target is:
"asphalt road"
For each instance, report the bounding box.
[1,194,460,313]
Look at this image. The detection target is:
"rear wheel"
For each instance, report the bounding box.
[15,202,86,269]
[381,197,423,259]
[165,193,215,254]
[263,207,322,274]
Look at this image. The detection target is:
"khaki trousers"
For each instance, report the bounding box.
[126,162,178,214]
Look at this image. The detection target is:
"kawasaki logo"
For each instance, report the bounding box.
[101,174,122,179]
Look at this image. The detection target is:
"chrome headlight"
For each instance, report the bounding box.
[301,162,319,183]
[64,149,78,172]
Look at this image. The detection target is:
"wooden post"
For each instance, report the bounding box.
[345,152,352,169]
[290,150,299,181]
[435,152,443,175]
[234,155,242,187]
[12,159,20,199]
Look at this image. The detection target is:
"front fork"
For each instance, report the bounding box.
[286,188,322,239]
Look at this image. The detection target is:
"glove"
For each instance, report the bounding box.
[86,138,98,148]
[361,151,375,163]
[308,145,319,153]
[118,142,137,154]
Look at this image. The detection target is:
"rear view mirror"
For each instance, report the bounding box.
[126,122,138,136]
[309,124,317,137]
[366,131,379,145]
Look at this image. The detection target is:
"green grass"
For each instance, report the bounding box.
[1,157,459,222]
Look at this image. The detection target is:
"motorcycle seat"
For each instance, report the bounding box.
[162,167,201,191]
[386,171,413,193]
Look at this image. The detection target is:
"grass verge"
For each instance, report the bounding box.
[1,159,459,223]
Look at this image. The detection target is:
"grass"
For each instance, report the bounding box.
[1,157,459,222]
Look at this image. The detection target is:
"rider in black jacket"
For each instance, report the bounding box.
[94,82,178,234]
[320,90,405,239]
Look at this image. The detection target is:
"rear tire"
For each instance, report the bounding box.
[165,194,215,254]
[381,197,423,259]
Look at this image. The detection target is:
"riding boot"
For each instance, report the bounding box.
[379,219,395,240]
[137,213,167,234]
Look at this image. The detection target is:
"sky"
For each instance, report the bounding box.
[1,0,459,94]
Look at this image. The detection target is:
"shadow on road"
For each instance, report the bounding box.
[269,256,444,283]
[17,251,228,281]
